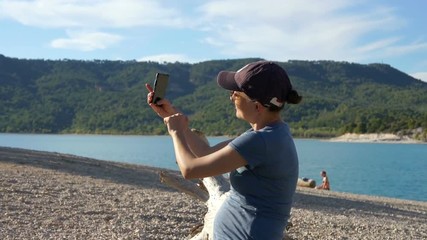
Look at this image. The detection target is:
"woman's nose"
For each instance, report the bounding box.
[229,91,235,101]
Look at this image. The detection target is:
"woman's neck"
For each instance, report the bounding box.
[251,113,282,131]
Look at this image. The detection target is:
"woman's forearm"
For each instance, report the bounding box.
[184,128,233,157]
[170,130,197,179]
[184,128,211,157]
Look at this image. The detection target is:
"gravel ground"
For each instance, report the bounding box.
[1,147,426,240]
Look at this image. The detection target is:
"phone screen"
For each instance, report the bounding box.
[152,73,169,104]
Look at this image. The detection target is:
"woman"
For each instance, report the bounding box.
[316,170,330,190]
[146,61,302,239]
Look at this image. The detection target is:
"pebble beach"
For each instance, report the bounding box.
[1,147,426,240]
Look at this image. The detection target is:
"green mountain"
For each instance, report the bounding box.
[1,54,426,140]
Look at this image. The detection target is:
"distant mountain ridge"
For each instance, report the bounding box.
[1,54,426,140]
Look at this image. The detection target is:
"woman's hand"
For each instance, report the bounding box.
[146,83,179,118]
[163,113,188,135]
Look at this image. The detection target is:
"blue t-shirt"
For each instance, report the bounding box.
[213,122,299,239]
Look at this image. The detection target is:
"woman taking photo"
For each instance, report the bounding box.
[146,60,302,239]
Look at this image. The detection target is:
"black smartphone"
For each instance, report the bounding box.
[152,73,169,104]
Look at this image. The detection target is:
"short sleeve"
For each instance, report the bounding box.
[229,131,266,169]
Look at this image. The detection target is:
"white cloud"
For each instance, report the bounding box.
[1,0,426,71]
[138,54,195,63]
[196,0,424,63]
[0,0,185,28]
[383,41,427,57]
[51,31,122,51]
[410,72,427,82]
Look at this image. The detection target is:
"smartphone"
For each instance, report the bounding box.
[152,73,169,104]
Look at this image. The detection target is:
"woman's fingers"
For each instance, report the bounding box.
[146,84,155,104]
[145,83,154,92]
[163,113,181,123]
[164,113,188,133]
[146,83,181,119]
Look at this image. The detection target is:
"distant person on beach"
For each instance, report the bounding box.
[146,60,302,239]
[316,170,330,190]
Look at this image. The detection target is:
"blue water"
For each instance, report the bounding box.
[0,134,426,202]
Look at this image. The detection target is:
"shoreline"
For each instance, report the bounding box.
[1,147,426,239]
[328,133,425,144]
[2,132,425,144]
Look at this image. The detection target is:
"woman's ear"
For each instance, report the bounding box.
[255,103,261,112]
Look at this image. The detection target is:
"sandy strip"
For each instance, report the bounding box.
[1,147,426,240]
[328,133,424,144]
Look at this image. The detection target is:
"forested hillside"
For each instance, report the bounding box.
[1,54,426,140]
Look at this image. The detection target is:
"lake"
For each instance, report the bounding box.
[0,133,426,202]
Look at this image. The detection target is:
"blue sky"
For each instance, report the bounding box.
[1,0,427,82]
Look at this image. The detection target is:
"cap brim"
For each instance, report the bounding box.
[217,71,240,91]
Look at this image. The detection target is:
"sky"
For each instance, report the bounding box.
[1,0,427,82]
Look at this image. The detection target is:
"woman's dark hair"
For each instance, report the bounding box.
[267,89,302,112]
[287,89,302,104]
